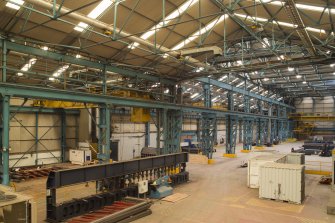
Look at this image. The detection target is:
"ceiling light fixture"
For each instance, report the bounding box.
[190,92,199,99]
[288,67,294,72]
[296,75,302,78]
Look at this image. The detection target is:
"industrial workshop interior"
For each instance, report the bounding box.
[0,0,335,222]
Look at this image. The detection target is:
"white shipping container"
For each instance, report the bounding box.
[286,153,305,164]
[259,163,305,204]
[247,154,287,188]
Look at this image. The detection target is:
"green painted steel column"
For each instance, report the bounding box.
[61,110,66,162]
[1,95,10,185]
[35,112,39,166]
[145,122,150,147]
[2,39,7,82]
[98,105,111,163]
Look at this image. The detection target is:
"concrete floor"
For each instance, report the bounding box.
[134,142,335,223]
[14,141,335,223]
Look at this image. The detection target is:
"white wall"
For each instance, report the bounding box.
[295,96,335,113]
[294,96,335,136]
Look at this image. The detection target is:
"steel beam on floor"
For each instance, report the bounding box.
[46,152,189,189]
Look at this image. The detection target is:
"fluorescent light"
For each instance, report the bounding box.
[303,81,306,84]
[263,78,269,81]
[236,82,244,87]
[262,38,270,48]
[288,67,294,71]
[6,0,24,10]
[172,14,227,50]
[190,92,199,98]
[296,75,302,78]
[306,27,326,34]
[330,64,335,67]
[218,75,227,81]
[42,46,49,51]
[75,54,81,59]
[74,22,89,32]
[164,89,170,94]
[52,65,69,77]
[333,72,335,75]
[195,67,204,72]
[212,96,220,102]
[162,53,168,58]
[74,0,114,32]
[17,58,37,76]
[49,77,55,81]
[236,60,243,65]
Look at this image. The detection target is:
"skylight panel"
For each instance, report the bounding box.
[17,58,37,76]
[74,0,114,32]
[52,65,70,77]
[128,0,198,49]
[234,13,326,34]
[171,14,227,50]
[6,0,24,10]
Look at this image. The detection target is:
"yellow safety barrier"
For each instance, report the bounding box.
[286,138,297,142]
[208,159,215,164]
[304,161,332,176]
[253,146,265,150]
[223,154,237,158]
[240,150,251,153]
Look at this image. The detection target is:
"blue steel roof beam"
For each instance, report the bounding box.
[197,77,294,109]
[0,39,175,85]
[0,83,288,120]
